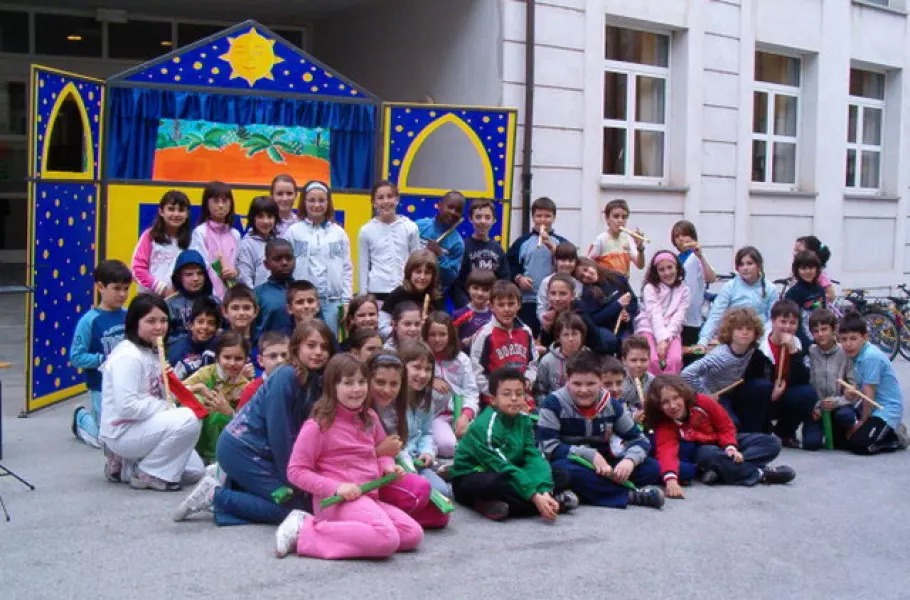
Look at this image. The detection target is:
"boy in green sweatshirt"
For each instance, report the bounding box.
[451,366,577,521]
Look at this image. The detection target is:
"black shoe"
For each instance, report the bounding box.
[71,406,82,437]
[779,436,801,449]
[699,469,719,485]
[475,500,509,521]
[760,465,796,485]
[555,490,580,513]
[627,485,665,509]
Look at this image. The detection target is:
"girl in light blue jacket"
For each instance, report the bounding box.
[698,246,778,347]
[400,341,452,499]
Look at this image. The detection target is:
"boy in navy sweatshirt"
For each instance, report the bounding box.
[453,268,496,349]
[507,196,570,337]
[255,239,296,337]
[452,198,510,307]
[538,350,664,509]
[70,259,131,448]
[167,297,220,379]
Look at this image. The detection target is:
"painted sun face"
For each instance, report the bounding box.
[219,28,284,86]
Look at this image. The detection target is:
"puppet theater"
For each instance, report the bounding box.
[23,20,518,413]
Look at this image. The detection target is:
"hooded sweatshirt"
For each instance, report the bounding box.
[284,219,353,303]
[698,275,779,346]
[166,249,217,343]
[236,231,273,289]
[534,344,573,405]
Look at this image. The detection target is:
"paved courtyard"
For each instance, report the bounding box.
[0,294,908,600]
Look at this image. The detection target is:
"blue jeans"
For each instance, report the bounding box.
[694,433,781,486]
[802,406,857,450]
[769,383,818,439]
[551,456,660,508]
[320,298,342,338]
[720,379,772,433]
[75,390,102,442]
[419,468,452,498]
[212,433,309,526]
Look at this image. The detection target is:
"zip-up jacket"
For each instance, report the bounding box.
[470,317,538,400]
[506,228,571,303]
[284,220,353,303]
[653,394,739,481]
[808,343,855,411]
[357,216,419,295]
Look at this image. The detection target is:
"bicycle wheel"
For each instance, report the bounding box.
[899,311,910,361]
[862,307,900,361]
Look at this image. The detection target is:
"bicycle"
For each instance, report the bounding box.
[884,283,910,360]
[700,272,735,322]
[838,289,899,361]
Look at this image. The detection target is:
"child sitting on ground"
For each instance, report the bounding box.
[575,257,638,352]
[539,274,609,354]
[453,269,496,349]
[784,251,827,349]
[167,297,220,380]
[182,331,251,463]
[384,301,423,352]
[70,259,132,448]
[538,350,664,510]
[450,367,574,521]
[802,309,856,451]
[535,312,588,405]
[645,374,796,499]
[236,331,289,411]
[167,249,217,342]
[275,354,423,560]
[838,312,909,454]
[340,294,380,348]
[619,335,654,420]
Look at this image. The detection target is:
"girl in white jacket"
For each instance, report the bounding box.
[99,294,204,491]
[284,180,354,338]
[422,311,479,457]
[357,180,419,301]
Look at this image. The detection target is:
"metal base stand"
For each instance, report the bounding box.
[0,463,35,521]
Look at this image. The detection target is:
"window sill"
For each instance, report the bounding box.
[749,189,818,199]
[600,181,688,193]
[844,193,900,201]
[852,0,908,16]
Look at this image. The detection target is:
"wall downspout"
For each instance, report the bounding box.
[520,0,536,235]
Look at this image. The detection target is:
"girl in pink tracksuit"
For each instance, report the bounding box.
[368,351,450,529]
[276,354,423,560]
[634,251,691,375]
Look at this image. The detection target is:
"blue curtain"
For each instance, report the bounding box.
[106,87,375,190]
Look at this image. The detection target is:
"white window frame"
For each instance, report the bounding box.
[602,35,670,184]
[752,75,802,190]
[846,75,886,194]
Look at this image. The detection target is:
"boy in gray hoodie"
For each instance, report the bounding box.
[802,309,857,450]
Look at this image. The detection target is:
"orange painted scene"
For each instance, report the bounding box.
[152,119,330,185]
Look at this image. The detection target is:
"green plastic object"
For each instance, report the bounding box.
[568,454,636,491]
[271,485,295,504]
[822,410,835,450]
[320,473,398,509]
[337,304,347,343]
[452,394,463,431]
[395,457,455,513]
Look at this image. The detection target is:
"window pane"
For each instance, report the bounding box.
[604,26,669,67]
[109,20,172,60]
[773,95,798,137]
[0,10,29,53]
[772,142,797,184]
[849,69,885,100]
[862,107,883,145]
[0,82,27,135]
[847,105,858,143]
[603,127,627,175]
[635,76,666,124]
[273,29,302,47]
[35,14,102,57]
[46,96,88,173]
[755,52,800,86]
[603,71,627,120]
[753,92,768,134]
[846,149,856,187]
[177,23,223,47]
[861,151,881,188]
[634,130,664,177]
[752,140,767,182]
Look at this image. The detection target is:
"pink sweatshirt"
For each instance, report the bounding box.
[287,406,395,505]
[131,229,182,296]
[634,282,691,343]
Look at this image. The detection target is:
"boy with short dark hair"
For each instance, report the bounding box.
[254,239,296,337]
[451,367,574,521]
[236,331,290,411]
[452,198,510,307]
[802,309,857,450]
[167,249,218,342]
[417,190,466,293]
[588,198,645,277]
[470,281,539,405]
[535,312,587,405]
[453,268,496,348]
[621,335,655,419]
[838,312,908,454]
[70,259,132,448]
[222,284,259,341]
[507,196,571,337]
[757,299,818,448]
[285,280,322,336]
[538,350,664,510]
[167,297,220,379]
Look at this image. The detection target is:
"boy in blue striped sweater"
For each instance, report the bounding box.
[537,350,664,509]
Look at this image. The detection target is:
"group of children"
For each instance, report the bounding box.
[68,179,907,562]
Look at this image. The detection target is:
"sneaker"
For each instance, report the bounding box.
[700,469,719,486]
[206,462,227,485]
[120,459,136,483]
[555,490,580,513]
[275,509,309,558]
[103,449,123,483]
[172,475,219,521]
[779,436,801,449]
[130,470,182,492]
[896,424,910,450]
[474,500,510,521]
[71,407,81,438]
[627,485,665,509]
[759,465,796,485]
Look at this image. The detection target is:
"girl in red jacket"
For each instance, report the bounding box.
[644,375,796,499]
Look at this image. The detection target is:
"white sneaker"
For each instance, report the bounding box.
[275,509,309,558]
[172,475,219,522]
[206,462,227,485]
